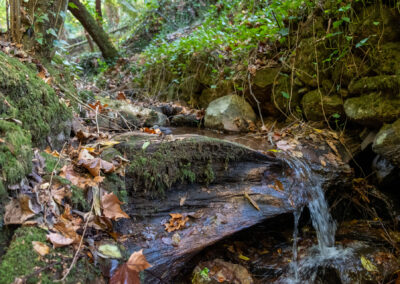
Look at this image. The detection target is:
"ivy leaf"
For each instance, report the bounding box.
[68,2,78,9]
[47,28,58,37]
[281,91,290,99]
[356,37,369,48]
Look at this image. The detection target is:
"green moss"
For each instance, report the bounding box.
[0,227,46,284]
[0,120,32,199]
[103,173,128,203]
[117,136,252,196]
[71,186,90,211]
[41,152,64,173]
[0,51,71,148]
[0,227,99,284]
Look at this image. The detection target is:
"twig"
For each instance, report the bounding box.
[57,199,94,282]
[247,73,265,129]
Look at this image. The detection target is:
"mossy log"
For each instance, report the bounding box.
[110,132,353,283]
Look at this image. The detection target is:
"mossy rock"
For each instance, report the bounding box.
[0,227,99,284]
[0,52,71,149]
[348,75,400,95]
[0,120,32,198]
[253,67,280,89]
[301,90,343,121]
[371,42,400,76]
[372,118,400,167]
[344,92,400,127]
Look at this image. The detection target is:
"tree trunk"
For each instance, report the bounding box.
[68,0,118,61]
[9,0,69,58]
[95,0,103,26]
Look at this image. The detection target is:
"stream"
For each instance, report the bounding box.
[157,128,399,284]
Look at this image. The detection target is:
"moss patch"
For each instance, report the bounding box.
[116,135,258,196]
[0,51,71,148]
[0,227,98,284]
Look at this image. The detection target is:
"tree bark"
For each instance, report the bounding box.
[68,0,118,61]
[95,0,102,26]
[9,0,69,58]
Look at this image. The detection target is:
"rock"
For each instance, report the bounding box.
[372,155,398,186]
[344,92,400,127]
[198,81,233,109]
[348,75,400,95]
[301,90,343,121]
[253,67,280,88]
[372,42,400,75]
[119,105,168,127]
[372,119,400,166]
[171,114,200,127]
[192,259,253,284]
[204,95,257,132]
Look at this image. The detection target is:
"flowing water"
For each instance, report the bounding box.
[279,157,343,283]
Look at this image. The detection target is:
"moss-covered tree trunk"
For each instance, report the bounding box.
[68,0,118,61]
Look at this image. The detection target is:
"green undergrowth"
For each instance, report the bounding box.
[132,0,309,103]
[0,227,98,284]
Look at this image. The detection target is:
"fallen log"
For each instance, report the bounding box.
[109,132,353,283]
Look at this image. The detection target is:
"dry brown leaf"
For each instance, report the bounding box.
[32,241,50,256]
[60,164,104,189]
[116,92,127,100]
[4,195,36,225]
[101,192,130,220]
[78,149,116,177]
[164,213,189,233]
[46,233,75,248]
[110,249,151,284]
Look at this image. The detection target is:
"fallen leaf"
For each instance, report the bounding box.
[101,192,130,220]
[360,255,378,272]
[32,241,50,256]
[0,138,4,143]
[4,195,36,225]
[98,243,122,259]
[78,149,116,177]
[110,249,151,284]
[60,164,104,189]
[244,192,260,211]
[116,92,127,100]
[238,254,250,261]
[164,213,189,233]
[46,233,75,248]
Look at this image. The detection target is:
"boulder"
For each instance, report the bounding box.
[301,90,343,121]
[372,119,400,166]
[198,81,233,109]
[344,92,400,127]
[204,95,257,132]
[118,104,169,127]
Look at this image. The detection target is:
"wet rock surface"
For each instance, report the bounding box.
[372,118,400,166]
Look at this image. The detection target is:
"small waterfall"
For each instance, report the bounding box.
[283,157,338,283]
